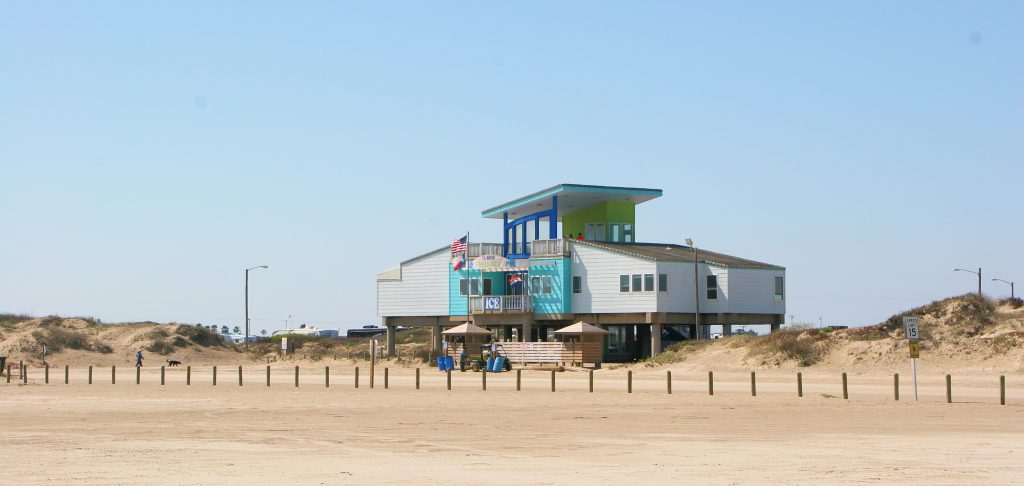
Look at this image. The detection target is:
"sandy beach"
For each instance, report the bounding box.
[2,366,1021,485]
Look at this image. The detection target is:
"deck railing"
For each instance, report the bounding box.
[467,243,504,258]
[469,295,533,313]
[507,239,571,258]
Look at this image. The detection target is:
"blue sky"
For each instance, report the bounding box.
[2,2,1021,333]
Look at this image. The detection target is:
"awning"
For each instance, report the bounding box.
[554,321,609,335]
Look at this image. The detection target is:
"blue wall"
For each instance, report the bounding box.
[448,264,506,315]
[529,257,571,314]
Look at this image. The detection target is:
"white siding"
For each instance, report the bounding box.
[655,262,729,313]
[572,245,657,314]
[726,268,786,315]
[377,249,449,317]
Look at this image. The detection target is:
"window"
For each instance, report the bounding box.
[623,224,633,243]
[775,276,784,301]
[610,223,622,242]
[586,223,606,242]
[483,278,492,296]
[706,275,718,300]
[619,275,630,292]
[643,274,654,292]
[631,274,642,292]
[460,278,484,296]
[658,274,668,292]
[459,278,469,296]
[572,276,582,294]
[471,278,481,296]
[531,276,554,295]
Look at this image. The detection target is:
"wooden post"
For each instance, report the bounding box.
[551,370,556,392]
[482,369,487,391]
[161,366,165,386]
[354,367,359,388]
[5,364,10,383]
[384,368,389,389]
[750,371,756,397]
[589,369,594,393]
[797,372,803,397]
[842,372,848,399]
[708,371,714,396]
[186,366,191,386]
[45,364,49,384]
[894,373,899,401]
[294,365,299,387]
[666,371,672,394]
[1000,375,1005,405]
[627,370,632,394]
[112,366,116,385]
[516,369,521,391]
[213,366,217,386]
[325,366,330,388]
[22,363,27,384]
[415,368,420,390]
[238,366,243,386]
[446,369,452,390]
[65,365,69,384]
[136,366,141,385]
[370,356,375,389]
[266,365,271,387]
[946,374,952,403]
[89,365,93,384]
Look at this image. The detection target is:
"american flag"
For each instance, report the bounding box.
[451,234,468,255]
[508,273,523,285]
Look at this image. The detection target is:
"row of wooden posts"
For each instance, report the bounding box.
[3,362,1010,405]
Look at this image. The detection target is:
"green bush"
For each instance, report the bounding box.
[748,331,821,366]
[173,325,224,347]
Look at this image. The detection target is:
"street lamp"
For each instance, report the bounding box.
[992,278,1015,299]
[245,265,269,348]
[952,268,982,296]
[686,238,701,340]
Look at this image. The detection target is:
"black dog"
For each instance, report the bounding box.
[166,359,182,367]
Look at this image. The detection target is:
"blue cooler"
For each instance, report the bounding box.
[444,356,455,370]
[437,357,446,372]
[486,357,494,372]
[494,356,506,372]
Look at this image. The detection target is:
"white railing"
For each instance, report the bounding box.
[507,239,571,257]
[469,295,533,313]
[467,243,504,258]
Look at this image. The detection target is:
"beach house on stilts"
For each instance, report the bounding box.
[376,184,785,363]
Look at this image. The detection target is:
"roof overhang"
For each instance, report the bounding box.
[481,183,662,220]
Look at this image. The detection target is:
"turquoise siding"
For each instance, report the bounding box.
[529,257,572,314]
[448,264,506,315]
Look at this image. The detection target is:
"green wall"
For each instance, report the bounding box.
[562,201,635,241]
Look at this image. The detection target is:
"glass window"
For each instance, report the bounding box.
[775,276,784,301]
[470,278,481,296]
[459,278,469,296]
[483,278,492,296]
[619,275,630,292]
[572,276,581,294]
[643,274,654,292]
[631,274,642,292]
[707,275,718,300]
[658,274,668,292]
[531,276,541,295]
[623,224,633,243]
[542,276,553,295]
[610,224,621,242]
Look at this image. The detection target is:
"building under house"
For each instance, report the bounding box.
[376,183,785,362]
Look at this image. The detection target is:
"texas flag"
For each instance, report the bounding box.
[452,255,466,271]
[508,273,523,285]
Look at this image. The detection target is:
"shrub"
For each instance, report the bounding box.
[846,326,889,341]
[173,325,224,347]
[991,332,1023,354]
[748,331,821,366]
[32,326,98,353]
[998,297,1023,309]
[147,340,175,355]
[0,313,33,330]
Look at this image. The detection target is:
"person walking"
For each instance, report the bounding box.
[135,350,144,367]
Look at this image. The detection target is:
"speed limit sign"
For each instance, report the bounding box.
[903,316,920,341]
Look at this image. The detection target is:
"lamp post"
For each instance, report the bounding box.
[686,238,701,340]
[992,278,1015,299]
[245,265,268,349]
[953,268,982,296]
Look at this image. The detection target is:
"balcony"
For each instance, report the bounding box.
[507,239,572,258]
[467,243,504,258]
[469,295,533,314]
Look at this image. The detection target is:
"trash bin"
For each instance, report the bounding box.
[485,357,494,372]
[444,356,455,370]
[0,356,6,375]
[437,356,446,372]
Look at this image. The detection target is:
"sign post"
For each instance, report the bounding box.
[903,316,920,401]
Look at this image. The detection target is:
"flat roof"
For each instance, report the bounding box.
[481,183,662,220]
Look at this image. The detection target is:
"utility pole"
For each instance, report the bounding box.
[953,267,982,297]
[992,278,1015,299]
[687,238,700,340]
[245,265,268,349]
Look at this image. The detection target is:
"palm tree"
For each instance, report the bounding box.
[220,325,229,334]
[232,326,241,334]
[260,329,267,337]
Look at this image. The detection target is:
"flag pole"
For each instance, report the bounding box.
[465,230,470,323]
